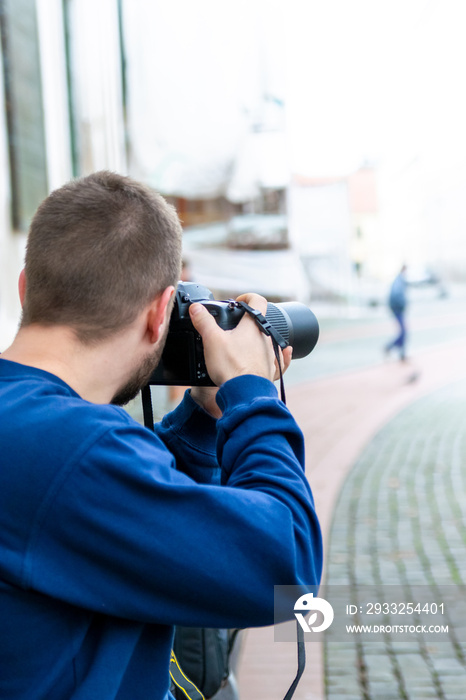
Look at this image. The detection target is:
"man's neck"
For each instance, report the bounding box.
[1,324,139,404]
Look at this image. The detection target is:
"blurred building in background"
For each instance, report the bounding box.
[0,0,465,347]
[0,0,126,346]
[287,166,379,301]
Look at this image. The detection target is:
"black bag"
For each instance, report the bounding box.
[171,627,237,700]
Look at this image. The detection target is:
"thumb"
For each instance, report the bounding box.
[189,303,219,340]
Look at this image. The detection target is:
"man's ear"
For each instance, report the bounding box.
[18,269,26,306]
[147,286,175,344]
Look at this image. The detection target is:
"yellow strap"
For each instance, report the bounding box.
[169,649,205,700]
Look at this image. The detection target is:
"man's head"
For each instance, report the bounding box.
[21,171,182,344]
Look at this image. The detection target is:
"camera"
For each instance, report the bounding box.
[149,282,319,386]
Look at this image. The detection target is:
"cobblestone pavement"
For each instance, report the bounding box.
[325,378,466,700]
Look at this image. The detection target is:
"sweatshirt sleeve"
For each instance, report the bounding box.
[153,389,220,484]
[26,376,322,630]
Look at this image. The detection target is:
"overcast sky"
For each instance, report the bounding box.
[285,0,466,177]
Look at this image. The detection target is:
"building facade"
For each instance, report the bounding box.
[0,0,126,348]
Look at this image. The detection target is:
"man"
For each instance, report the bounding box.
[385,264,408,361]
[0,171,322,699]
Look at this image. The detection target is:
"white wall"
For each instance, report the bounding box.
[36,0,73,191]
[66,0,127,174]
[287,181,353,298]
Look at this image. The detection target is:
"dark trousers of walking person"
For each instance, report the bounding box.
[386,308,406,360]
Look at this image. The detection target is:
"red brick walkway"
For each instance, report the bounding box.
[237,338,466,700]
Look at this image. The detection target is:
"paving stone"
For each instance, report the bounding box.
[325,379,466,699]
[367,683,401,699]
[408,690,439,699]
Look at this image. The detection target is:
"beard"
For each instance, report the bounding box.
[110,325,169,407]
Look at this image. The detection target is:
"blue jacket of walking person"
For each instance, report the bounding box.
[388,271,407,313]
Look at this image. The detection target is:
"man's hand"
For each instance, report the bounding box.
[190,386,222,419]
[189,293,291,387]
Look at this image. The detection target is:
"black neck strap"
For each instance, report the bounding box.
[237,300,288,404]
[142,385,155,431]
[283,622,306,700]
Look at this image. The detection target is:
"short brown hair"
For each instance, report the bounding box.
[21,171,182,343]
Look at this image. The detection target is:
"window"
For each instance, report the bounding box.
[0,0,48,231]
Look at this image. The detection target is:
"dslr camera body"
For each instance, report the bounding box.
[150,282,319,387]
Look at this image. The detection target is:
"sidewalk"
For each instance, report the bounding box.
[237,337,466,700]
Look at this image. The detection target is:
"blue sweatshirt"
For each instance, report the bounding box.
[0,359,322,699]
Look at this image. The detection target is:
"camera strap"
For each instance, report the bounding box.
[283,623,306,700]
[237,301,288,404]
[141,384,154,430]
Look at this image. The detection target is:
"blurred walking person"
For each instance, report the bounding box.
[385,265,408,361]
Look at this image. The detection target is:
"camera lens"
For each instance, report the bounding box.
[266,302,319,359]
